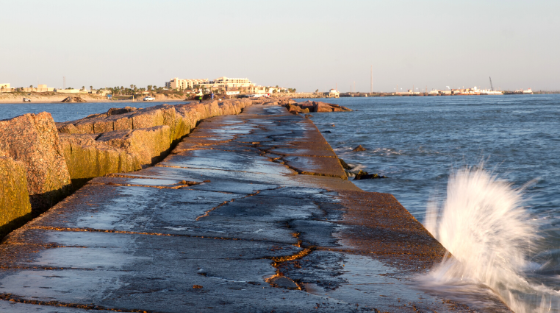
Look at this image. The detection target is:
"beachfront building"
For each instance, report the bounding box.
[165,76,294,96]
[21,84,55,92]
[56,89,86,94]
[210,77,253,89]
[165,78,210,90]
[165,77,255,91]
[0,83,11,92]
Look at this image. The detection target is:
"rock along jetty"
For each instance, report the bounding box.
[0,100,510,312]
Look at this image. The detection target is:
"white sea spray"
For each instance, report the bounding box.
[418,167,559,312]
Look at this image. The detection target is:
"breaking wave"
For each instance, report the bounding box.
[418,167,560,312]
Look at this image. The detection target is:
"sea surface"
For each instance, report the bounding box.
[1,96,559,312]
[0,101,179,122]
[305,95,560,312]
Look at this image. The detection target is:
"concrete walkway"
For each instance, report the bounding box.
[0,105,509,312]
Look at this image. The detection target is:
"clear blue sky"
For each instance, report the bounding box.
[1,0,559,92]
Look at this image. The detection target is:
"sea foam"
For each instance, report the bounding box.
[418,167,559,312]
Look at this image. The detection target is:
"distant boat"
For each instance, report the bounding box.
[481,90,503,95]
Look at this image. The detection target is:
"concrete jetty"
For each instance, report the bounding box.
[0,105,510,312]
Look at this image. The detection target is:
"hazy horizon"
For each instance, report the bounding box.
[2,0,559,92]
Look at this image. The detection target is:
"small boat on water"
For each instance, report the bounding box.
[481,90,503,95]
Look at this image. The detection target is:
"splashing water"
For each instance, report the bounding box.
[418,168,560,312]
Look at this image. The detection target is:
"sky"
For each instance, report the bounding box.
[1,0,559,92]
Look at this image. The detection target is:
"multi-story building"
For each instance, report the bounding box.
[210,77,253,89]
[165,78,210,90]
[165,77,254,91]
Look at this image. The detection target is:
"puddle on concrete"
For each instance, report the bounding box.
[305,254,443,311]
[162,149,295,176]
[127,178,181,186]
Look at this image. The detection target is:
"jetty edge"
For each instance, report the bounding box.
[0,98,350,234]
[0,98,286,236]
[0,103,511,311]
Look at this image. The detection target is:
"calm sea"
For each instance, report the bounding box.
[1,96,559,311]
[0,101,180,122]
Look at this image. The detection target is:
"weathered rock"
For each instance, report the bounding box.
[97,126,172,167]
[276,98,297,106]
[59,134,141,180]
[58,104,179,138]
[292,100,352,113]
[0,112,71,211]
[60,100,254,180]
[0,157,31,228]
[354,170,386,180]
[297,101,315,112]
[107,106,137,116]
[61,96,86,103]
[313,101,335,113]
[339,158,351,170]
[287,104,302,113]
[352,145,366,152]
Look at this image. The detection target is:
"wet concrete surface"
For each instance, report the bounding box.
[0,105,511,312]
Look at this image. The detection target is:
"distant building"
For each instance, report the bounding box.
[165,77,254,91]
[165,76,292,95]
[165,78,210,90]
[0,83,11,92]
[21,84,55,92]
[56,89,83,94]
[328,89,339,98]
[211,77,253,89]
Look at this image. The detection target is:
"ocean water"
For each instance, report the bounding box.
[0,101,181,122]
[305,95,560,312]
[1,97,559,311]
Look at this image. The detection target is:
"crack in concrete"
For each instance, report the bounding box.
[262,225,318,291]
[0,294,157,312]
[194,187,283,221]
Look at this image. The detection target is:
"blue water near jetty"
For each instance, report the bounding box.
[0,101,179,122]
[1,96,559,311]
[306,95,560,312]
